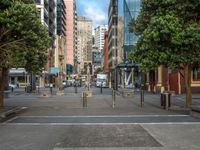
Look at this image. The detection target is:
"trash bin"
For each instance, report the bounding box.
[160,92,171,109]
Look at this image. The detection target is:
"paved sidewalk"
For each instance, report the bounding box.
[1,87,200,150]
[4,87,200,116]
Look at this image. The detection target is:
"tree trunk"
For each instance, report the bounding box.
[0,68,8,109]
[183,64,192,108]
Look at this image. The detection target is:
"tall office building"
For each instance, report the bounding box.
[94,25,108,66]
[108,0,141,66]
[54,0,67,88]
[35,0,49,30]
[57,0,66,36]
[74,10,78,74]
[77,16,92,73]
[64,0,76,74]
[108,0,119,89]
[94,25,108,53]
[108,0,140,88]
[123,0,140,59]
[108,0,118,70]
[103,31,109,74]
[35,0,57,69]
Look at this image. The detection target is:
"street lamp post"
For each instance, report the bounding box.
[87,65,90,91]
[112,56,118,91]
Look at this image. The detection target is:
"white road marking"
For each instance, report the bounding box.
[14,115,190,118]
[2,122,200,126]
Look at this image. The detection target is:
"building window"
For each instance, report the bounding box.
[192,67,200,81]
[35,0,41,4]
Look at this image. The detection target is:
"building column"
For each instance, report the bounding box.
[178,71,181,94]
[157,66,165,93]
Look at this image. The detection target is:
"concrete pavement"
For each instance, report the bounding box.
[0,87,200,150]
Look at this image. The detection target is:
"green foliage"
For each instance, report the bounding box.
[0,0,50,73]
[128,0,200,71]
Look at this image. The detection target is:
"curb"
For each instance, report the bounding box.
[0,107,27,122]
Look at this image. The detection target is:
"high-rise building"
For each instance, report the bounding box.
[94,25,108,67]
[77,16,92,74]
[54,0,67,88]
[123,0,140,59]
[74,10,78,74]
[108,0,118,70]
[35,0,49,30]
[108,0,140,89]
[64,0,76,75]
[103,31,109,74]
[94,25,108,53]
[57,0,66,36]
[108,0,119,89]
[35,0,56,66]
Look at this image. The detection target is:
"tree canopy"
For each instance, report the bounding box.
[0,0,50,72]
[0,0,50,109]
[129,0,200,71]
[128,0,200,107]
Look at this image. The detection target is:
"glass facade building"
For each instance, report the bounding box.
[123,0,141,60]
[124,0,140,45]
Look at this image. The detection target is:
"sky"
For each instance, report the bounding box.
[76,0,109,28]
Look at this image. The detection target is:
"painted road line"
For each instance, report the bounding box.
[2,122,200,126]
[14,115,190,118]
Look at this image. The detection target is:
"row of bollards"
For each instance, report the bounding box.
[112,88,144,108]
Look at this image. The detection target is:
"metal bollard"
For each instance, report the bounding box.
[50,87,53,95]
[75,85,77,93]
[37,86,40,94]
[50,83,53,95]
[140,89,144,107]
[83,92,87,108]
[165,93,169,110]
[100,83,103,94]
[112,89,116,108]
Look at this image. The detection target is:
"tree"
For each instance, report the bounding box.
[128,0,200,107]
[0,0,50,109]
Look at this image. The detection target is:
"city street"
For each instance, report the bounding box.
[1,0,200,150]
[0,87,200,150]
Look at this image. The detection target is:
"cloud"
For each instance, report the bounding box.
[77,0,108,28]
[84,6,107,27]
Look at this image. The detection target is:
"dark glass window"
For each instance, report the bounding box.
[193,67,200,81]
[35,0,41,4]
